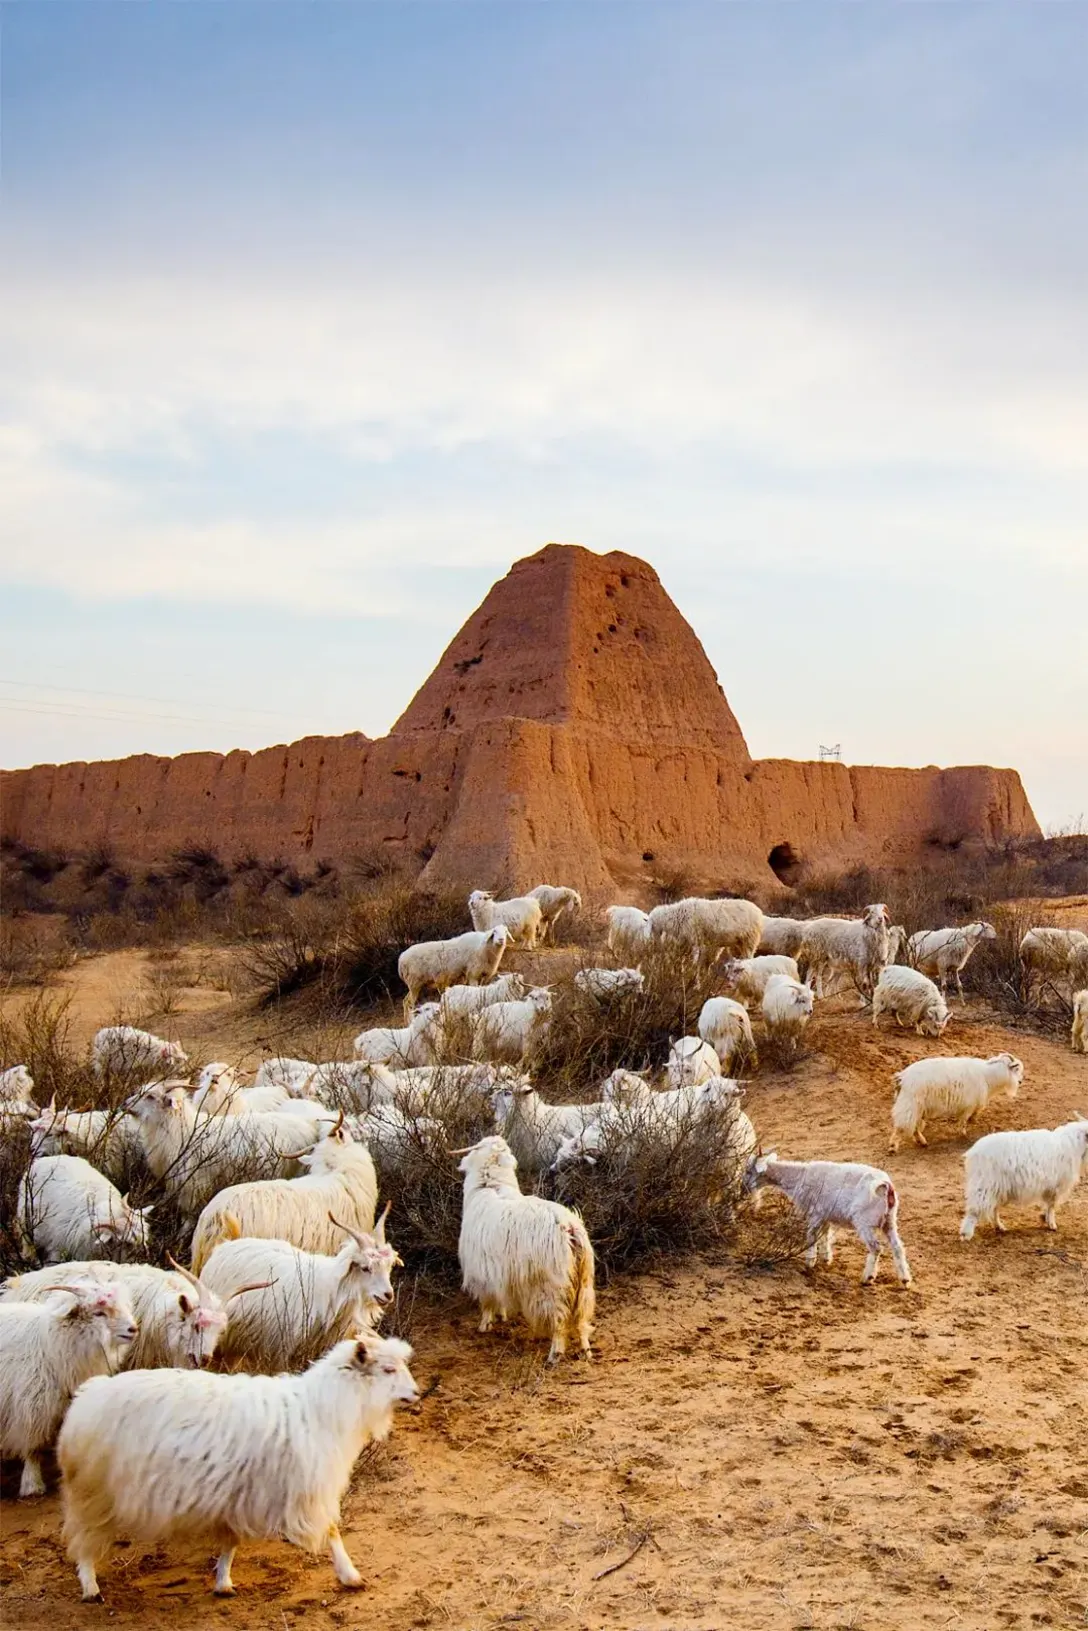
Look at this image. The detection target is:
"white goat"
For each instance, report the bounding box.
[471,988,553,1065]
[58,1331,419,1600]
[200,1208,400,1372]
[346,1105,443,1165]
[526,884,582,942]
[253,1057,318,1095]
[719,955,801,1008]
[491,1080,593,1172]
[1,1280,138,1497]
[0,1063,35,1100]
[872,965,951,1037]
[743,1154,912,1285]
[797,904,890,1000]
[605,905,652,965]
[307,1060,399,1113]
[192,1064,294,1117]
[665,1035,723,1089]
[28,1101,144,1190]
[352,1001,445,1066]
[440,974,527,1018]
[761,974,815,1042]
[467,890,544,949]
[757,917,806,958]
[456,1135,595,1362]
[889,1054,1024,1153]
[960,1118,1088,1238]
[398,926,509,1011]
[908,921,997,998]
[574,967,645,1000]
[18,1154,152,1263]
[189,1122,378,1274]
[92,1026,187,1078]
[1072,989,1088,1055]
[697,996,756,1071]
[649,897,764,965]
[552,1079,754,1172]
[1020,927,1088,992]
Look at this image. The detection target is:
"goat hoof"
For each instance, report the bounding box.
[213,1587,236,1598]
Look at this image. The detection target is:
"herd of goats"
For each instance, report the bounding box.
[1,883,1086,1602]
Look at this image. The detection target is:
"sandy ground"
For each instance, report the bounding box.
[2,950,1086,1630]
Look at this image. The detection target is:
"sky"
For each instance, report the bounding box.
[1,3,1085,831]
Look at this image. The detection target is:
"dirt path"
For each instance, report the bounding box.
[2,978,1086,1629]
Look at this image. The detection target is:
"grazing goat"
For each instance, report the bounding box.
[697,996,756,1071]
[960,1118,1088,1238]
[18,1154,152,1263]
[439,975,527,1017]
[907,922,996,998]
[872,966,950,1037]
[761,974,815,1043]
[491,1081,592,1172]
[649,897,764,965]
[605,905,652,965]
[92,1026,187,1078]
[1020,927,1088,993]
[743,1154,912,1285]
[665,1036,722,1089]
[58,1332,419,1600]
[467,890,544,949]
[719,955,800,1008]
[352,1002,446,1067]
[456,1135,595,1362]
[398,926,509,1011]
[28,1102,144,1190]
[757,917,806,958]
[889,1054,1023,1153]
[1072,989,1088,1055]
[470,988,553,1065]
[797,905,890,1000]
[253,1057,318,1095]
[526,884,582,942]
[574,967,645,1000]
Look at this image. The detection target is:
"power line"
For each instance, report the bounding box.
[0,676,288,719]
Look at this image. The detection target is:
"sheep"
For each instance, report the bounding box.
[200,1208,400,1373]
[439,974,527,1018]
[907,921,997,998]
[605,905,652,965]
[18,1154,152,1264]
[889,1054,1024,1153]
[91,1026,188,1079]
[649,897,764,965]
[467,890,544,949]
[1072,989,1088,1055]
[1,1280,138,1497]
[491,1080,594,1172]
[719,955,800,1008]
[761,974,815,1043]
[253,1057,318,1095]
[1020,927,1088,992]
[189,1121,378,1274]
[573,967,645,1000]
[796,904,890,1000]
[960,1117,1088,1238]
[1,1259,242,1372]
[398,925,509,1011]
[526,884,582,942]
[665,1035,722,1089]
[552,1079,754,1172]
[872,965,950,1037]
[130,1082,322,1216]
[742,1154,912,1285]
[470,988,553,1065]
[756,917,806,958]
[697,996,756,1071]
[0,1063,35,1100]
[456,1135,595,1362]
[28,1101,145,1190]
[352,1001,446,1067]
[58,1330,419,1600]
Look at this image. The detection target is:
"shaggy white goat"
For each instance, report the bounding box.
[761,974,815,1041]
[306,1060,399,1113]
[665,1035,723,1089]
[1020,927,1088,992]
[253,1057,318,1095]
[889,1054,1024,1153]
[439,974,527,1017]
[743,1154,912,1285]
[526,884,582,942]
[649,897,764,965]
[960,1118,1088,1238]
[28,1102,144,1190]
[191,1064,296,1117]
[872,965,950,1037]
[352,1001,446,1067]
[605,905,652,965]
[0,1064,35,1100]
[467,890,544,949]
[18,1154,152,1263]
[189,1122,378,1274]
[491,1080,593,1172]
[574,966,645,1000]
[907,921,997,998]
[398,926,509,1011]
[456,1135,595,1362]
[719,955,801,1008]
[58,1331,419,1599]
[697,996,756,1071]
[1,1280,138,1497]
[1072,989,1088,1055]
[470,988,553,1065]
[551,1079,754,1172]
[756,917,806,958]
[200,1208,400,1372]
[91,1026,187,1078]
[797,904,890,1000]
[346,1104,443,1165]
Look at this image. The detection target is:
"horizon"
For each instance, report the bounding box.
[2,4,1086,828]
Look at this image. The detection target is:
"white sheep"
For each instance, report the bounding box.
[756,917,806,958]
[439,974,527,1018]
[1,1258,241,1372]
[1020,927,1088,992]
[470,988,553,1065]
[960,1118,1088,1238]
[91,1026,188,1078]
[58,1331,419,1600]
[189,1121,378,1274]
[605,905,652,965]
[1072,989,1088,1055]
[761,974,815,1042]
[719,955,800,1008]
[872,965,950,1037]
[889,1053,1024,1153]
[253,1057,318,1095]
[28,1102,145,1190]
[398,925,509,1011]
[649,897,764,965]
[352,1001,445,1067]
[697,996,756,1071]
[467,890,544,949]
[526,884,582,942]
[0,1063,35,1100]
[200,1207,400,1372]
[907,921,997,998]
[743,1154,912,1285]
[18,1154,152,1263]
[1,1280,138,1497]
[491,1080,593,1172]
[573,967,645,1000]
[456,1135,595,1362]
[797,904,890,1000]
[665,1035,723,1089]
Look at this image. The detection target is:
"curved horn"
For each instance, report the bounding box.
[374,1201,391,1245]
[225,1279,276,1302]
[448,1146,474,1156]
[284,1142,316,1160]
[167,1254,204,1293]
[328,1210,367,1246]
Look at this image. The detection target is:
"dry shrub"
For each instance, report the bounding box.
[732,1189,808,1269]
[0,914,75,987]
[759,1026,810,1073]
[0,992,99,1109]
[0,1117,33,1277]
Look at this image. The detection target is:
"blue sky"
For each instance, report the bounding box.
[1,3,1085,828]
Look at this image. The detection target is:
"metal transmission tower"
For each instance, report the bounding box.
[819,744,842,761]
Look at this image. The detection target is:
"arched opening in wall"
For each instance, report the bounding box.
[768,843,803,886]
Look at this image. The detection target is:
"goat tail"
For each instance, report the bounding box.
[567,1217,596,1343]
[190,1208,241,1275]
